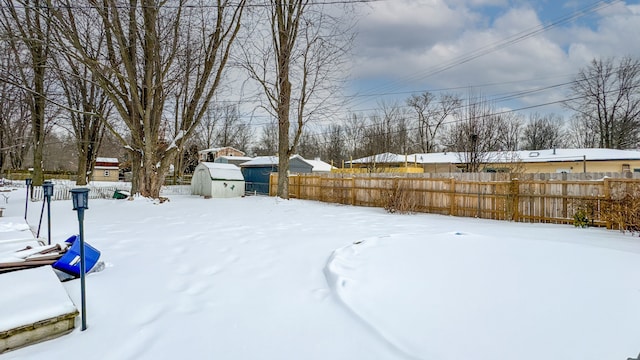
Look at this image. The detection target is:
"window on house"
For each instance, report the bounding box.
[104,170,110,177]
[622,164,631,172]
[634,168,640,173]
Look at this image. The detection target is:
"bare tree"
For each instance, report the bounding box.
[0,55,31,172]
[51,16,113,185]
[253,120,278,156]
[296,127,321,159]
[241,0,353,198]
[362,102,409,155]
[193,103,252,152]
[0,0,54,185]
[565,57,640,149]
[343,113,366,160]
[320,123,344,165]
[566,114,598,148]
[495,112,524,151]
[407,92,461,153]
[444,94,504,172]
[50,0,246,198]
[521,113,565,150]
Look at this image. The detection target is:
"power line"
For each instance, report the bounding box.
[344,0,622,109]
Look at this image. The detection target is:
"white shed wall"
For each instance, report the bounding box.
[191,162,245,198]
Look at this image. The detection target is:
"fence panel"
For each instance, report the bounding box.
[270,172,640,228]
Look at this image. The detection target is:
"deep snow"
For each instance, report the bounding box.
[1,188,640,360]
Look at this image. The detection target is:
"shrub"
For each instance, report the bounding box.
[383,179,418,214]
[602,190,640,235]
[573,208,590,228]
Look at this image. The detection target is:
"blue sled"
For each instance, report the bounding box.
[52,235,101,276]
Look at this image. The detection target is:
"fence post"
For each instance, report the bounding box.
[351,177,356,206]
[561,173,568,219]
[449,178,456,216]
[603,178,611,229]
[510,177,520,222]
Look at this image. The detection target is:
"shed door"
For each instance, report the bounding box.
[196,168,211,196]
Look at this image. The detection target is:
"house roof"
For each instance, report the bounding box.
[95,157,118,164]
[348,152,417,164]
[305,159,335,172]
[215,156,254,162]
[197,146,245,156]
[240,156,278,167]
[198,162,244,181]
[348,149,640,165]
[412,148,640,164]
[239,155,314,168]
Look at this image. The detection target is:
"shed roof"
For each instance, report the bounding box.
[95,157,118,164]
[199,162,244,180]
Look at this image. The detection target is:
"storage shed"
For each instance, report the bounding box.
[239,155,314,195]
[92,157,119,182]
[191,162,245,198]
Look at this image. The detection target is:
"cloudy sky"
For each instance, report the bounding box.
[344,0,640,115]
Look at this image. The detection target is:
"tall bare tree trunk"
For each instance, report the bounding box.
[0,0,52,186]
[50,1,245,198]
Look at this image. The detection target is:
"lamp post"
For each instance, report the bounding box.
[71,188,89,331]
[37,181,54,244]
[43,182,53,245]
[24,178,32,220]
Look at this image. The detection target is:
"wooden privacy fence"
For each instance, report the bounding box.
[271,172,640,229]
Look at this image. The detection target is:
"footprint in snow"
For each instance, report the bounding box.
[130,302,166,326]
[201,265,222,276]
[104,327,158,360]
[185,281,209,296]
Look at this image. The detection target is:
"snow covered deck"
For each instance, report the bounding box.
[0,217,78,354]
[0,216,37,245]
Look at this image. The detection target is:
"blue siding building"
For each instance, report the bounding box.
[240,155,314,195]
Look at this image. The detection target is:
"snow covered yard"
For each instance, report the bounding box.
[2,190,640,360]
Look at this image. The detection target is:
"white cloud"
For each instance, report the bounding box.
[347,0,640,115]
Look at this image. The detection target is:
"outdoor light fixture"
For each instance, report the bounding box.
[71,188,89,213]
[37,181,54,245]
[42,181,53,197]
[70,187,90,331]
[24,178,32,220]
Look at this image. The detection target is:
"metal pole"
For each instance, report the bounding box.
[77,208,87,331]
[24,184,29,220]
[36,196,45,238]
[46,196,51,245]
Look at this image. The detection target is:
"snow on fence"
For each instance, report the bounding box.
[271,172,640,230]
[28,183,191,201]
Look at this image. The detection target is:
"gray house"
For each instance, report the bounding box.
[239,155,313,194]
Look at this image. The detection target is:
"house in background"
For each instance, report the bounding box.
[414,148,640,174]
[345,149,640,174]
[92,157,119,182]
[239,155,315,195]
[305,158,337,173]
[214,155,254,167]
[191,162,245,198]
[342,152,423,174]
[198,147,245,162]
